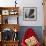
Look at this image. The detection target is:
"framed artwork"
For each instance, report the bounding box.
[2,10,9,15]
[23,7,37,21]
[9,10,18,15]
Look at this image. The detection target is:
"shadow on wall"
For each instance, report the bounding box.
[18,26,43,44]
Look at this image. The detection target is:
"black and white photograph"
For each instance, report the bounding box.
[23,7,37,21]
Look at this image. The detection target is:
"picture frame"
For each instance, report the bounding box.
[2,10,9,15]
[9,10,18,15]
[23,7,37,21]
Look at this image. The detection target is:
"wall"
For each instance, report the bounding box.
[19,0,44,26]
[18,26,43,44]
[0,0,44,26]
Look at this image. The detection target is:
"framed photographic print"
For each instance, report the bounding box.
[2,10,9,15]
[23,7,37,21]
[9,10,18,15]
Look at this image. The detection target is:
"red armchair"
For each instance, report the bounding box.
[21,28,41,46]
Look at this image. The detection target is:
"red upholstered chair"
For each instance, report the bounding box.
[21,28,41,46]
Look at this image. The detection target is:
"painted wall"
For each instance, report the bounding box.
[19,0,44,26]
[0,0,44,26]
[18,26,43,44]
